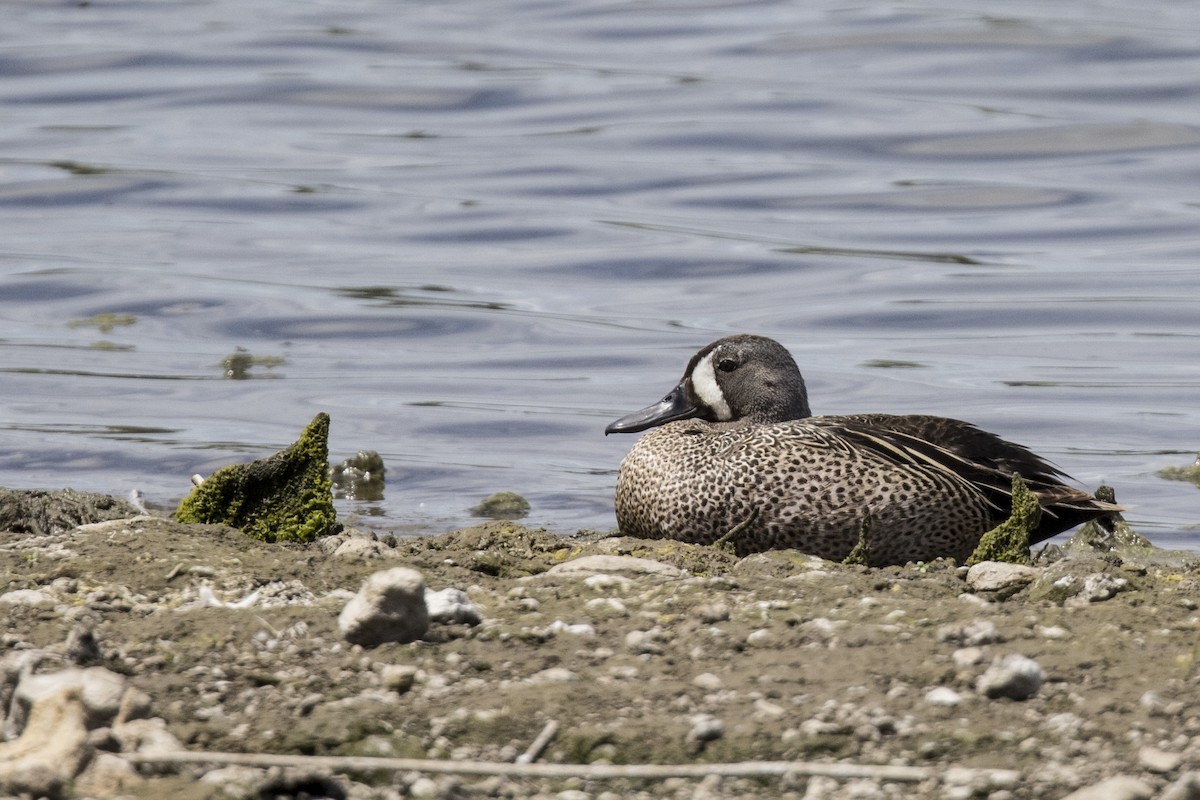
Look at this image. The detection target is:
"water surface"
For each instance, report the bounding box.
[1,0,1197,547]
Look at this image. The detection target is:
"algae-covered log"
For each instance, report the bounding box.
[176,413,338,543]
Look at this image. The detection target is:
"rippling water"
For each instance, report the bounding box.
[1,0,1197,547]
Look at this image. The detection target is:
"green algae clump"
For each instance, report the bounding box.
[176,413,338,543]
[967,473,1039,566]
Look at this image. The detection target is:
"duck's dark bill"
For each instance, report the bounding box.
[605,382,699,434]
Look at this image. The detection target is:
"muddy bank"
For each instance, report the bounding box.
[3,498,1200,799]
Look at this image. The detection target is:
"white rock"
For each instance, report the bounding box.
[16,666,129,726]
[1079,573,1129,603]
[966,561,1038,593]
[529,667,578,683]
[582,573,634,593]
[976,654,1045,700]
[686,714,725,743]
[1058,775,1153,800]
[938,618,1002,646]
[0,589,54,607]
[1138,745,1182,773]
[338,568,429,647]
[692,672,723,691]
[424,587,481,626]
[1159,772,1200,800]
[924,687,963,706]
[952,646,988,669]
[547,619,596,636]
[746,628,773,647]
[381,664,419,694]
[543,555,686,578]
[332,537,387,559]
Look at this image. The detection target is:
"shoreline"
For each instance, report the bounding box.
[2,493,1200,799]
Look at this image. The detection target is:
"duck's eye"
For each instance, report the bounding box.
[717,358,738,372]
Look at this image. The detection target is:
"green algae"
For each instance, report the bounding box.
[470,491,530,520]
[68,312,136,333]
[966,473,1038,566]
[175,413,338,543]
[842,509,873,566]
[1158,455,1200,487]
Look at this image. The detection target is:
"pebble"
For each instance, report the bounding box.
[938,618,1002,646]
[1059,775,1154,800]
[966,561,1038,593]
[686,713,725,743]
[976,654,1045,700]
[425,587,482,626]
[529,667,578,683]
[924,687,963,706]
[952,646,988,669]
[1078,574,1130,603]
[1138,744,1182,773]
[625,628,666,655]
[745,628,773,647]
[381,664,419,694]
[582,573,633,593]
[542,555,686,578]
[692,672,723,690]
[1160,773,1200,800]
[337,567,430,647]
[547,620,596,636]
[0,589,54,607]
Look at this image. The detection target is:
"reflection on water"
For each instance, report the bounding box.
[0,0,1198,548]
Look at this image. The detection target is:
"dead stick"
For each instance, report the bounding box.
[515,720,559,764]
[127,750,1018,784]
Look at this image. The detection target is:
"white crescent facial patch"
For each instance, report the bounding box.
[691,352,732,421]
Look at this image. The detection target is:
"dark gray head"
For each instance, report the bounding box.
[606,334,813,434]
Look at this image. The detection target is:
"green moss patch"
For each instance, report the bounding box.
[175,413,338,543]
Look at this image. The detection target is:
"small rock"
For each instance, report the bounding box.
[966,561,1038,593]
[938,618,1002,646]
[625,628,666,655]
[686,714,725,743]
[1160,772,1200,800]
[425,587,482,626]
[547,620,596,636]
[692,672,723,691]
[952,646,988,669]
[1058,775,1153,800]
[65,625,103,665]
[0,589,54,607]
[0,686,91,798]
[925,687,963,706]
[746,628,773,647]
[332,537,388,559]
[582,573,633,593]
[529,667,578,683]
[1078,573,1129,603]
[409,776,440,798]
[694,602,730,623]
[544,555,686,579]
[381,664,419,694]
[1139,745,1182,774]
[338,568,429,647]
[74,752,143,796]
[976,654,1045,700]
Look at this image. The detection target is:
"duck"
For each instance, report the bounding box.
[605,334,1121,566]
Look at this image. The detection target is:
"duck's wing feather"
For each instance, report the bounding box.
[810,415,1122,543]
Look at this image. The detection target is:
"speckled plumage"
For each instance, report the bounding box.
[606,335,1121,566]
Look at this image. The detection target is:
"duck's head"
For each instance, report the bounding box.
[605,334,813,434]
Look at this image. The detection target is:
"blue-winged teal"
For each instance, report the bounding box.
[606,334,1121,565]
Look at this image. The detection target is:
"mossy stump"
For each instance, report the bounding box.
[176,413,338,543]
